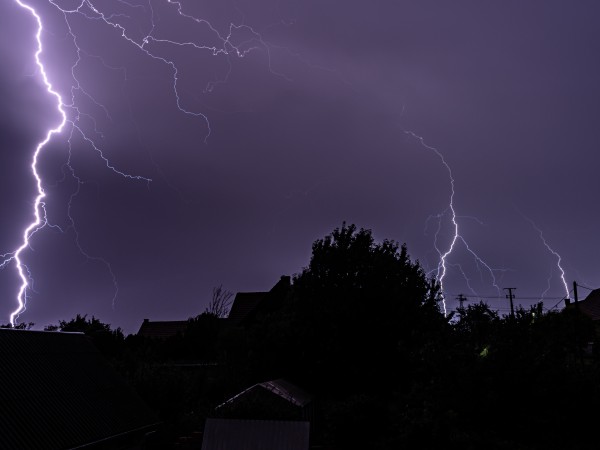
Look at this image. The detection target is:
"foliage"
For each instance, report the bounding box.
[0,322,34,329]
[289,223,444,393]
[45,313,124,357]
[42,224,600,449]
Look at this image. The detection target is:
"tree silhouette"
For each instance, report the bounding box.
[36,224,600,450]
[45,314,124,357]
[205,284,233,318]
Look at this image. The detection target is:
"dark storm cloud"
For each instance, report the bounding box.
[1,0,600,333]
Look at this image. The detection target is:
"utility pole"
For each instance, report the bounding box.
[573,281,579,304]
[456,294,467,309]
[504,287,516,318]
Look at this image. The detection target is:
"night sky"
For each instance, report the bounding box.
[1,0,600,334]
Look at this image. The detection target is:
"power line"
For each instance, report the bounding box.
[504,288,516,318]
[575,283,596,291]
[448,294,564,300]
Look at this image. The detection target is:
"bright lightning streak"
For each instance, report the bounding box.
[520,213,570,300]
[405,130,506,314]
[4,0,151,326]
[4,0,313,325]
[405,131,457,315]
[6,0,68,325]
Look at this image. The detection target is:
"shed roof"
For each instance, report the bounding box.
[0,329,159,449]
[201,418,309,450]
[216,378,313,410]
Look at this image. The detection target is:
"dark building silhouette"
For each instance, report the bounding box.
[227,292,268,326]
[0,329,159,449]
[136,275,291,337]
[137,318,189,339]
[569,288,600,321]
[227,275,291,327]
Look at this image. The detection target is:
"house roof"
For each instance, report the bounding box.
[227,276,292,327]
[227,292,267,326]
[572,289,600,321]
[216,378,313,410]
[201,418,309,450]
[0,329,159,449]
[137,319,188,338]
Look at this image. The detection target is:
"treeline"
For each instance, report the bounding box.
[39,223,600,449]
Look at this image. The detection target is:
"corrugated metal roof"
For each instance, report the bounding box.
[0,329,159,449]
[201,419,309,450]
[137,319,188,338]
[259,379,313,407]
[216,378,312,410]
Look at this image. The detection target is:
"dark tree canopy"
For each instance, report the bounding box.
[45,313,124,357]
[31,223,600,450]
[247,223,448,401]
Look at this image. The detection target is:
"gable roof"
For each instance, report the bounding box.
[227,276,292,327]
[217,379,313,410]
[201,418,309,450]
[573,289,600,321]
[137,319,188,338]
[0,329,159,449]
[226,292,267,326]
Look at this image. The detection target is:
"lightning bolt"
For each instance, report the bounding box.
[3,0,319,326]
[3,0,67,325]
[56,0,296,145]
[520,213,570,301]
[3,0,152,325]
[7,1,532,326]
[405,130,506,315]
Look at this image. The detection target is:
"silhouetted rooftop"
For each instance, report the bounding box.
[227,276,291,327]
[0,329,159,449]
[227,292,267,325]
[137,318,188,338]
[572,289,600,321]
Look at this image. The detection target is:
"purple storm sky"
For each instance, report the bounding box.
[1,0,600,334]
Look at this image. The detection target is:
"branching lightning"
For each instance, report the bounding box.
[2,0,68,325]
[3,0,303,325]
[4,1,572,326]
[3,0,152,325]
[520,213,570,300]
[405,130,507,314]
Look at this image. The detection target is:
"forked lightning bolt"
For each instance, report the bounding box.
[6,1,555,325]
[520,213,570,301]
[3,0,151,325]
[3,0,306,325]
[405,130,506,314]
[2,0,68,325]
